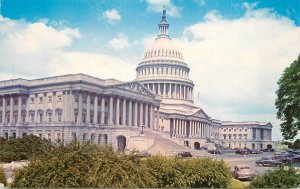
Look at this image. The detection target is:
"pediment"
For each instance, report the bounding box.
[115,81,155,97]
[192,109,209,119]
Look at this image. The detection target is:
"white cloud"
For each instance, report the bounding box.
[102,9,121,24]
[144,0,181,17]
[0,16,135,82]
[108,34,130,50]
[170,4,300,140]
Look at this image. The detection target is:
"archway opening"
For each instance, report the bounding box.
[267,144,272,149]
[117,135,126,152]
[194,142,200,150]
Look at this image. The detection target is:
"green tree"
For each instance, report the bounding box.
[0,166,7,186]
[250,165,300,188]
[294,139,300,149]
[275,54,300,140]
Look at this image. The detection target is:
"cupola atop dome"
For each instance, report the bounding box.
[158,5,169,38]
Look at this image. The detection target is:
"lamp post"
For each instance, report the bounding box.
[141,123,145,135]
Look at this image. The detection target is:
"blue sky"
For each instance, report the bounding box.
[1,0,300,140]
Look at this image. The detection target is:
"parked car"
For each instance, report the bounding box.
[262,148,275,152]
[233,164,254,180]
[138,151,152,157]
[255,157,283,167]
[249,149,263,154]
[176,151,193,158]
[207,149,222,154]
[278,153,297,163]
[236,148,250,155]
[199,146,208,150]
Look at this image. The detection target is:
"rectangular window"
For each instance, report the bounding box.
[48,96,52,103]
[74,96,79,102]
[14,99,18,105]
[82,97,87,103]
[22,98,26,105]
[48,113,52,123]
[31,114,34,123]
[58,113,62,122]
[39,97,43,103]
[31,98,34,104]
[7,100,10,106]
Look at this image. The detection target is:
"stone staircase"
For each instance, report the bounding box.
[144,130,211,157]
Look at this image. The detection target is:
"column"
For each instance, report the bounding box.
[139,102,143,127]
[122,98,126,126]
[134,101,138,127]
[184,121,186,137]
[9,95,13,124]
[158,83,161,95]
[17,95,22,124]
[179,85,182,99]
[183,86,185,99]
[155,106,159,130]
[145,104,148,128]
[94,95,98,124]
[149,105,153,129]
[175,119,178,136]
[174,84,177,98]
[163,83,166,97]
[101,97,105,125]
[189,120,192,137]
[116,97,120,126]
[86,94,90,124]
[129,100,132,126]
[2,97,5,123]
[109,96,113,125]
[168,83,171,97]
[78,93,82,123]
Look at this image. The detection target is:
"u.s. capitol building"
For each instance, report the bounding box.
[0,9,273,152]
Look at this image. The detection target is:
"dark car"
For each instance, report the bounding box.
[255,157,283,167]
[236,148,250,155]
[199,146,208,150]
[208,149,222,154]
[278,154,297,163]
[176,151,193,158]
[262,148,275,152]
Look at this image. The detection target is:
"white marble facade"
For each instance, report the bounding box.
[0,8,274,151]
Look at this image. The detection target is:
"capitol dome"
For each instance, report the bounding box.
[136,7,194,103]
[142,37,184,62]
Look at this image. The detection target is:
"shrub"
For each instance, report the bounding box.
[0,135,52,163]
[144,156,232,188]
[12,142,155,188]
[0,166,7,186]
[250,165,300,188]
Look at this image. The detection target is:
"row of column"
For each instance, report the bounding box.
[137,66,188,79]
[171,118,211,138]
[76,93,160,129]
[1,95,22,125]
[144,83,193,100]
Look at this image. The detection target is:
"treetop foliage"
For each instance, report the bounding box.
[275,54,300,140]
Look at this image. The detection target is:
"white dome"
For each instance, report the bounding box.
[142,37,184,62]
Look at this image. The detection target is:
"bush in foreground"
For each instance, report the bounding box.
[0,166,7,186]
[12,142,155,188]
[250,165,300,188]
[12,142,232,188]
[0,135,52,163]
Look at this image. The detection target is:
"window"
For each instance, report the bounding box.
[31,98,34,104]
[57,95,62,102]
[48,96,52,103]
[234,129,236,132]
[74,112,78,123]
[91,99,94,105]
[48,113,52,123]
[74,96,79,102]
[39,133,42,138]
[7,114,10,123]
[228,134,231,139]
[14,99,18,105]
[7,100,10,106]
[83,96,86,103]
[31,113,34,123]
[223,134,226,139]
[233,134,237,139]
[229,129,231,132]
[39,113,43,123]
[22,114,26,123]
[244,134,248,139]
[58,113,62,122]
[83,114,86,123]
[39,97,43,103]
[14,114,17,123]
